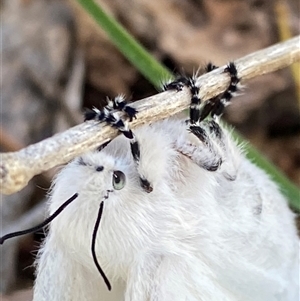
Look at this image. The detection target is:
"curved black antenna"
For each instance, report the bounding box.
[0,193,79,245]
[91,201,112,291]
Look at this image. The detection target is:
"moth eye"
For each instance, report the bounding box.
[112,170,126,190]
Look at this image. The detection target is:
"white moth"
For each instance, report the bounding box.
[1,64,299,300]
[32,118,299,301]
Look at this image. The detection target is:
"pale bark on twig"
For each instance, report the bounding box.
[1,36,300,195]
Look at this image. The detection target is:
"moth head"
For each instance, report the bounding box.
[50,150,130,210]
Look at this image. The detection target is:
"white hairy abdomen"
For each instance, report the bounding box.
[33,119,299,301]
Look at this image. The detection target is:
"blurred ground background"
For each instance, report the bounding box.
[0,0,299,300]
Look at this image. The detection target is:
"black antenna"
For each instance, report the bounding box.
[91,201,112,291]
[0,193,112,290]
[0,193,78,244]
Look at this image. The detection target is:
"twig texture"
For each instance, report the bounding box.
[1,36,300,194]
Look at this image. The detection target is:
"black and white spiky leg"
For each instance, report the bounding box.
[163,75,201,125]
[84,97,152,193]
[200,62,240,120]
[106,95,137,121]
[85,95,137,122]
[84,107,108,122]
[163,61,240,123]
[125,128,153,193]
[163,62,240,172]
[195,62,218,122]
[106,112,153,193]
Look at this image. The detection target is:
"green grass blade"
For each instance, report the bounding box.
[76,0,172,88]
[76,0,300,210]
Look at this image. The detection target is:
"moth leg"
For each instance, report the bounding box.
[199,62,240,121]
[163,75,201,125]
[111,114,153,193]
[177,62,241,174]
[180,119,240,180]
[84,105,152,193]
[205,119,240,180]
[104,111,153,192]
[162,62,240,123]
[107,95,137,121]
[83,94,137,153]
[197,62,219,122]
[84,95,137,122]
[184,122,223,172]
[162,63,219,124]
[163,68,224,171]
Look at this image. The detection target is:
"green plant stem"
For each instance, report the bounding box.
[76,0,172,88]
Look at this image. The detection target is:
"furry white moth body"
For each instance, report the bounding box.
[1,63,298,300]
[33,118,299,301]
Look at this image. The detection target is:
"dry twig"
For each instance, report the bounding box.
[1,36,299,195]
